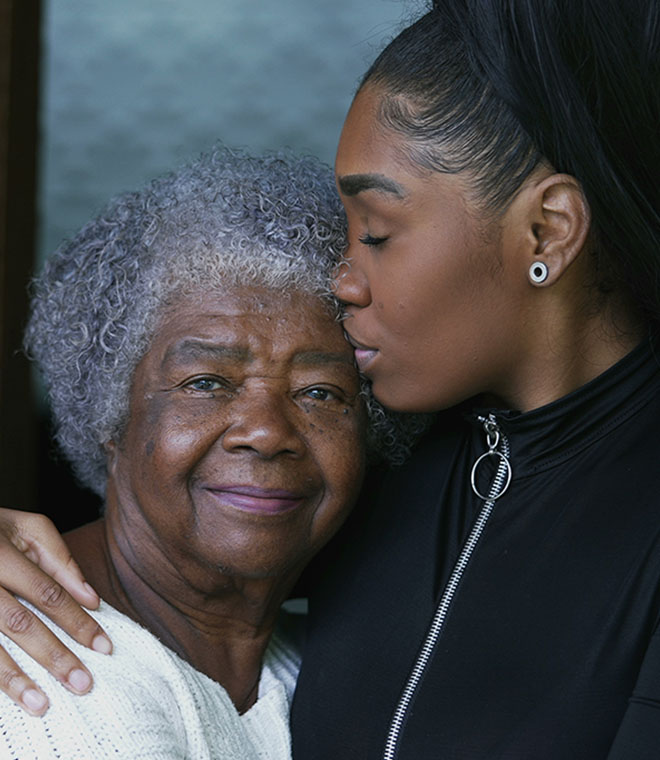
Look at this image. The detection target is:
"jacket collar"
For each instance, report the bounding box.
[468,332,660,479]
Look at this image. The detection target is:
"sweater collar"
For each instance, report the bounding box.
[468,333,660,478]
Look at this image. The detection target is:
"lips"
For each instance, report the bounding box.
[204,485,306,515]
[343,329,379,372]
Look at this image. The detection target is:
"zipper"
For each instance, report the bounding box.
[382,413,511,760]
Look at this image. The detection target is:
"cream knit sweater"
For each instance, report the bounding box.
[0,601,301,759]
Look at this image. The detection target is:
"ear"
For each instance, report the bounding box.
[526,174,591,287]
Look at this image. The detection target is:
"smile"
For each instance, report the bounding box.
[204,485,307,515]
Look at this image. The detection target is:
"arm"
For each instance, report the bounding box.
[0,509,112,714]
[607,623,660,759]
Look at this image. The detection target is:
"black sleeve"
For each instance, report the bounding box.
[608,624,660,758]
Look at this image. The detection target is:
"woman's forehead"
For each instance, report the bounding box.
[152,284,351,361]
[161,283,327,319]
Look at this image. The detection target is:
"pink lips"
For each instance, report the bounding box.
[344,331,378,372]
[205,485,305,515]
[353,347,378,372]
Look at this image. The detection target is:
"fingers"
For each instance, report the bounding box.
[0,509,114,714]
[0,588,104,715]
[0,645,50,716]
[0,541,112,653]
[0,509,111,651]
[0,523,114,713]
[0,510,100,609]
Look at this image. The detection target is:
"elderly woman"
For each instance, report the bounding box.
[0,146,421,758]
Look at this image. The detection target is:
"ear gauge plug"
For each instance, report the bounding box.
[529,261,549,284]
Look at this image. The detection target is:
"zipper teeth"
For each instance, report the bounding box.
[382,430,510,760]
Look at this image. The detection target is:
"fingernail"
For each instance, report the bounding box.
[92,633,112,654]
[67,668,92,693]
[22,688,48,713]
[83,582,99,599]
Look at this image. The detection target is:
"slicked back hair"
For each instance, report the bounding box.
[362,0,660,322]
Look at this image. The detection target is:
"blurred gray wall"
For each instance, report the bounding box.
[38,0,420,263]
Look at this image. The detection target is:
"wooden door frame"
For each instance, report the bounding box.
[0,0,41,506]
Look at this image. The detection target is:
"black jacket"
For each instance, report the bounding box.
[291,336,660,759]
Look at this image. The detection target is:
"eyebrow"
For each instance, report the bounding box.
[337,173,406,198]
[164,339,250,365]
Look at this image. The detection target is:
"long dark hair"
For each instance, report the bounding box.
[361,0,660,323]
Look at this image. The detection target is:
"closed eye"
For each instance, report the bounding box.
[358,233,388,247]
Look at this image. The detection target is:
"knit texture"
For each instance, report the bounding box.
[0,601,301,759]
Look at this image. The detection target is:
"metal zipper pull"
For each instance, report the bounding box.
[470,413,512,501]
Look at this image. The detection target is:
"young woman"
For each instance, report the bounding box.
[0,0,658,757]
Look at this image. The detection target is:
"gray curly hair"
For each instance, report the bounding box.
[26,145,430,497]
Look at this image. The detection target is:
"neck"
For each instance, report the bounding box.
[65,516,297,713]
[491,295,645,412]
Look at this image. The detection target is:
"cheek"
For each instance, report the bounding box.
[127,401,221,488]
[309,412,366,510]
[392,254,495,352]
[312,449,365,552]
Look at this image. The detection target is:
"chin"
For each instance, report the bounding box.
[371,383,440,415]
[371,373,475,415]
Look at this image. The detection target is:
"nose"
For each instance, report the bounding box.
[221,388,306,460]
[332,249,371,308]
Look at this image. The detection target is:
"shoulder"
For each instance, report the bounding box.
[0,601,248,759]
